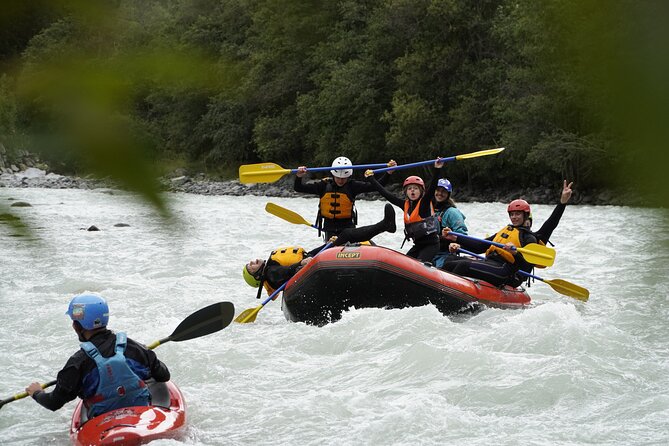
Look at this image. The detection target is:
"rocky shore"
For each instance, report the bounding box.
[0,150,641,206]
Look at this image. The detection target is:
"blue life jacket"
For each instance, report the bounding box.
[81,332,150,418]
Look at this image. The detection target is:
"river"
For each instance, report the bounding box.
[1,188,668,445]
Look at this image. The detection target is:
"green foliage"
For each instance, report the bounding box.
[1,0,666,210]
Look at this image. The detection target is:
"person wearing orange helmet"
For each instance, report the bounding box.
[295,156,397,241]
[365,159,445,261]
[441,199,538,287]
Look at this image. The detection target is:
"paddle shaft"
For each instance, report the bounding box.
[458,248,539,279]
[371,147,505,174]
[292,163,388,174]
[449,231,554,266]
[457,248,588,301]
[372,157,451,174]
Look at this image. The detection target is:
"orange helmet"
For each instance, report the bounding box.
[403,176,425,189]
[507,199,531,213]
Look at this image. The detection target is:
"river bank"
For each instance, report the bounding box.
[0,165,645,206]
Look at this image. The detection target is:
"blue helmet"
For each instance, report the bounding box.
[437,178,452,193]
[66,294,109,330]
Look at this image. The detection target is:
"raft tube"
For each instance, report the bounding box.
[281,245,530,325]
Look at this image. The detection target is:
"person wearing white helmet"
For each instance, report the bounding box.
[295,156,397,241]
[432,178,468,268]
[364,159,445,262]
[25,294,170,418]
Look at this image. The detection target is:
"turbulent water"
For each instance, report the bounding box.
[1,188,668,446]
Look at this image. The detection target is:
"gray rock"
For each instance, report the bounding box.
[10,201,32,207]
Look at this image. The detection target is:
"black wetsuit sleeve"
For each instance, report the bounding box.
[146,350,170,382]
[348,173,389,196]
[534,203,566,244]
[32,357,81,411]
[366,175,404,208]
[264,261,302,290]
[294,176,326,195]
[420,167,441,217]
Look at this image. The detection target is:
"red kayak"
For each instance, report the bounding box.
[282,244,531,325]
[69,381,186,446]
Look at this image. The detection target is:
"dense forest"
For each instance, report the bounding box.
[1,0,667,207]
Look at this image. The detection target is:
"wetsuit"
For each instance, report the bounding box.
[31,329,170,413]
[432,199,468,268]
[367,167,441,262]
[294,173,389,240]
[533,202,567,245]
[442,226,537,287]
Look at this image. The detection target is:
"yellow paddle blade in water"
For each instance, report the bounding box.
[543,278,589,301]
[234,306,261,324]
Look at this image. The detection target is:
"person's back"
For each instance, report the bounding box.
[26,294,170,418]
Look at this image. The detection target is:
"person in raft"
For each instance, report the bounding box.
[242,204,397,295]
[441,199,538,287]
[431,177,468,268]
[364,159,445,262]
[294,156,397,241]
[25,294,170,418]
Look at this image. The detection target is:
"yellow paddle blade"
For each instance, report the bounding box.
[239,162,291,184]
[454,147,505,160]
[516,243,556,267]
[544,279,589,301]
[266,202,313,227]
[234,306,261,324]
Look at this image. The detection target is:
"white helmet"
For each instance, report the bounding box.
[330,156,353,178]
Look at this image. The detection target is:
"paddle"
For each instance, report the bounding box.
[369,147,505,175]
[235,243,333,324]
[265,202,316,228]
[456,248,588,301]
[0,301,235,410]
[448,231,555,267]
[239,161,389,184]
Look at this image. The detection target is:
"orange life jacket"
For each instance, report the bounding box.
[403,198,438,240]
[319,182,355,220]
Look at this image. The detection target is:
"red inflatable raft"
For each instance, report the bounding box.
[69,380,186,446]
[281,244,531,325]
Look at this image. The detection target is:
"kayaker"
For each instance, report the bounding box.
[432,178,468,268]
[25,294,170,418]
[294,156,397,241]
[243,203,397,294]
[441,199,538,287]
[364,160,444,262]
